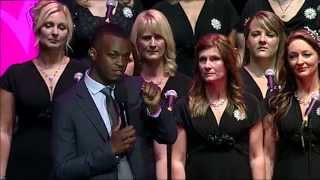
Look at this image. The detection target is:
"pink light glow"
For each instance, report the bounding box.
[0,0,39,75]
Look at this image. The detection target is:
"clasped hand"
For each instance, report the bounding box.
[111,81,161,155]
[141,81,161,114]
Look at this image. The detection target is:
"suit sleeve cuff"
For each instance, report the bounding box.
[147,107,162,118]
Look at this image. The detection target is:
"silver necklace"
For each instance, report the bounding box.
[209,98,227,110]
[276,0,295,19]
[37,57,66,99]
[294,92,310,106]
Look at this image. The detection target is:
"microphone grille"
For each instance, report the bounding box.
[265,69,275,76]
[164,90,178,98]
[74,72,83,81]
[107,0,117,6]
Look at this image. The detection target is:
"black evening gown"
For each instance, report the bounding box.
[0,60,87,180]
[154,0,239,77]
[61,0,143,61]
[175,93,262,180]
[158,72,191,178]
[240,68,274,115]
[273,96,320,180]
[241,68,264,101]
[161,72,191,105]
[236,0,320,34]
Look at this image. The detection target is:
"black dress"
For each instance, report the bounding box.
[273,96,320,180]
[154,0,239,77]
[240,68,274,115]
[61,0,143,61]
[156,72,191,179]
[161,72,191,105]
[175,93,262,180]
[241,68,264,101]
[236,0,320,34]
[0,60,87,180]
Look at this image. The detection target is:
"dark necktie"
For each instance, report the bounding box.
[101,87,119,127]
[101,88,133,180]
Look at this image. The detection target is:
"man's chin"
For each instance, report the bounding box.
[111,74,124,80]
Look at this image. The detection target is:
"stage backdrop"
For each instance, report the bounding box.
[0,0,38,75]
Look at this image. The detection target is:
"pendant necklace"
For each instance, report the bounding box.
[36,57,66,100]
[277,0,294,19]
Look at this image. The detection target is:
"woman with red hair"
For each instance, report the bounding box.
[171,33,265,180]
[266,28,320,179]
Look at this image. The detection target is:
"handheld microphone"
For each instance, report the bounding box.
[73,72,83,82]
[118,102,129,128]
[265,69,277,92]
[164,90,178,111]
[105,0,117,23]
[304,92,320,118]
[114,79,129,128]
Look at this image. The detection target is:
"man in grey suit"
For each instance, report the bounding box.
[51,23,177,180]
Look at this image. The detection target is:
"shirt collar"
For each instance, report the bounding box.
[84,69,106,95]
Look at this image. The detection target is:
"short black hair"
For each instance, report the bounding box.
[90,23,130,47]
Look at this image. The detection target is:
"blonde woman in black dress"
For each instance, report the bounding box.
[0,1,87,179]
[131,9,191,180]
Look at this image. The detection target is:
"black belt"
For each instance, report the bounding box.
[188,133,248,156]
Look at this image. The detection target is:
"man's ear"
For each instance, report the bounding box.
[88,47,97,60]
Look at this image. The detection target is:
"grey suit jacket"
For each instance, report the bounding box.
[52,76,177,180]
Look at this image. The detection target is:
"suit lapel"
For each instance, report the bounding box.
[76,80,110,142]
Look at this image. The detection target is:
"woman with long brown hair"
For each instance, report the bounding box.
[242,11,286,102]
[171,33,265,180]
[266,28,320,179]
[236,0,320,62]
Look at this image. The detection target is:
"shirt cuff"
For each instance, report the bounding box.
[147,107,162,118]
